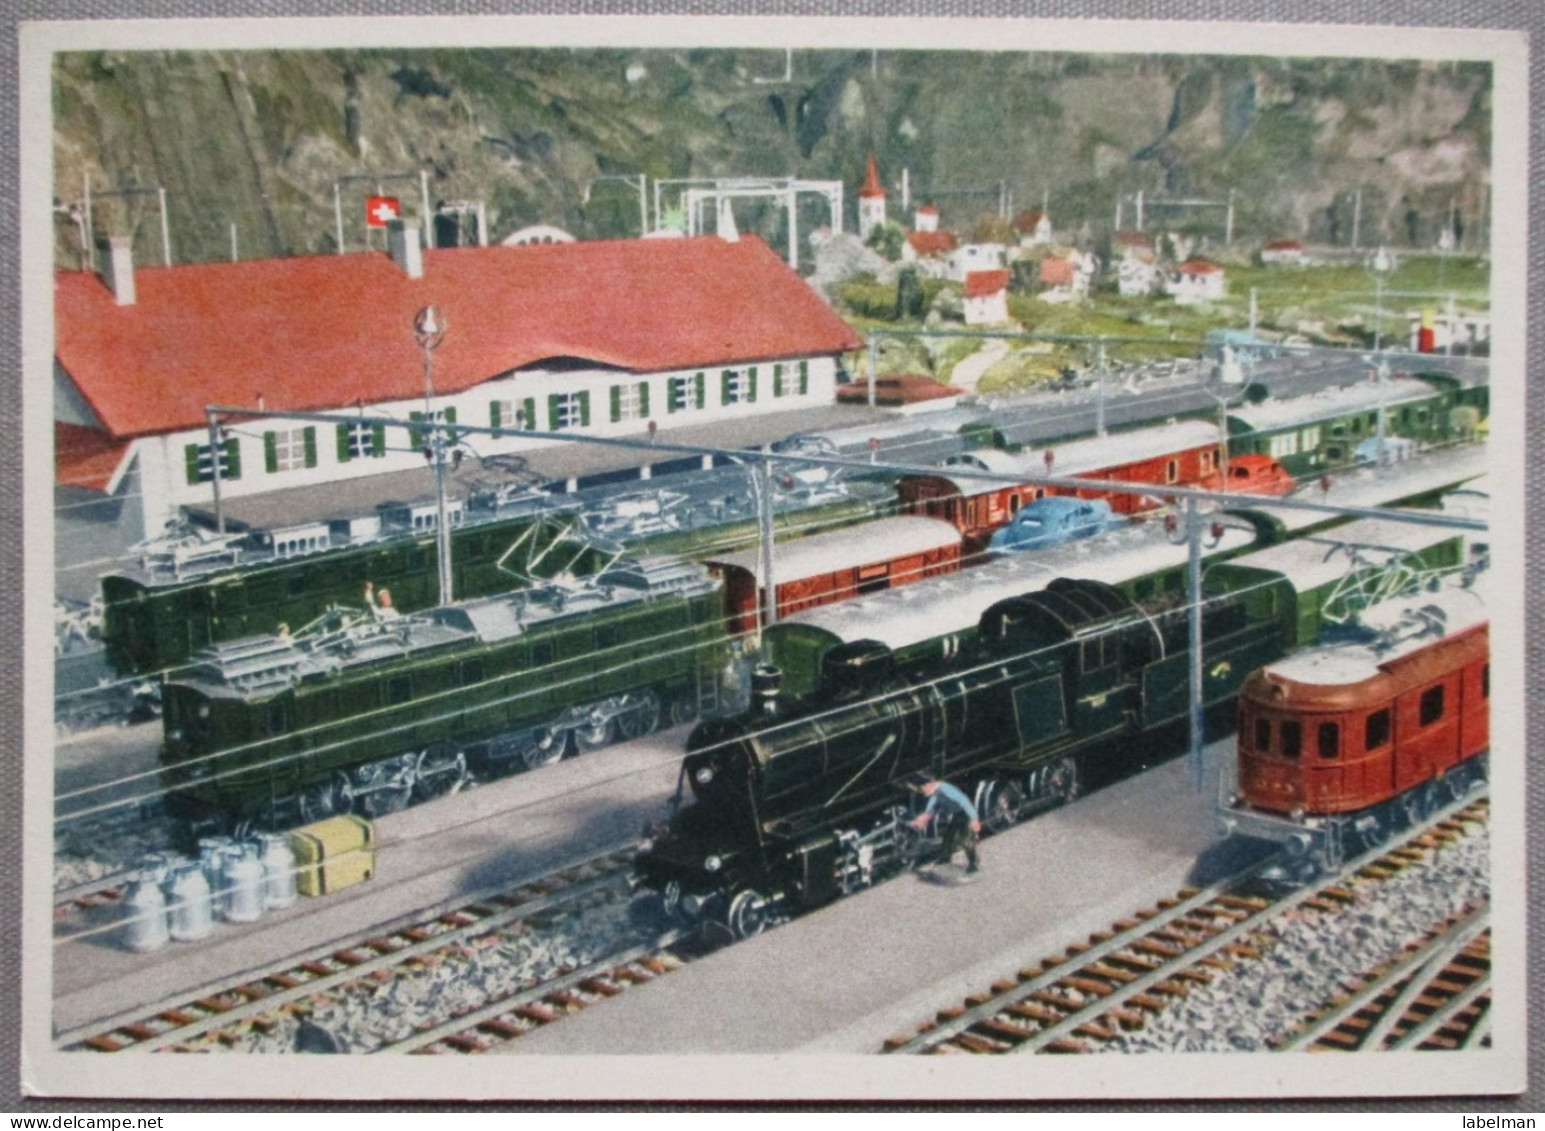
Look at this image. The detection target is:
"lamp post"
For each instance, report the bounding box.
[414,305,454,607]
[1365,246,1397,352]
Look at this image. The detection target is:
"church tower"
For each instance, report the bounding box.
[858,155,887,242]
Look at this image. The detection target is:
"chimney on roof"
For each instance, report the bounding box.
[99,236,136,306]
[388,220,424,279]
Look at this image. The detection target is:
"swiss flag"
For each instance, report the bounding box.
[366,196,401,228]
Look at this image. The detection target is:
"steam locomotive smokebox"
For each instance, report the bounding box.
[821,640,894,700]
[289,815,376,897]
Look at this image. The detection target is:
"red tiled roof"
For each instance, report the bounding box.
[1012,210,1047,234]
[916,203,940,216]
[963,269,1010,298]
[56,421,133,492]
[906,230,958,256]
[1177,259,1223,275]
[56,236,862,439]
[859,155,886,200]
[1114,230,1154,247]
[1039,258,1076,286]
[1264,240,1304,251]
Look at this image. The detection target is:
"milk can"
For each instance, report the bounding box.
[256,833,298,910]
[197,836,235,916]
[221,842,267,924]
[165,861,214,942]
[121,872,170,953]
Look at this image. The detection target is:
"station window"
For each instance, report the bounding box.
[610,382,649,424]
[668,373,706,413]
[547,391,590,432]
[1365,708,1392,750]
[184,437,242,485]
[1280,720,1302,759]
[721,368,757,406]
[1420,685,1446,726]
[409,407,458,448]
[491,399,536,435]
[1165,458,1180,483]
[264,427,316,473]
[337,420,385,462]
[1317,722,1340,759]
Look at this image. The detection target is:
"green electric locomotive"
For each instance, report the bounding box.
[159,555,728,827]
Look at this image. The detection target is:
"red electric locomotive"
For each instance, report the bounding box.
[1218,573,1489,871]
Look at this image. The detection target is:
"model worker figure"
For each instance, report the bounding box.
[909,773,982,874]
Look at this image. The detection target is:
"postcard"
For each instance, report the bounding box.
[21,13,1528,1101]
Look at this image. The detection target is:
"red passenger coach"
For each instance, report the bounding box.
[898,419,1225,549]
[1220,577,1489,870]
[706,515,963,634]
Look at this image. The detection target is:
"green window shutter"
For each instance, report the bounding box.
[185,442,203,485]
[638,381,650,418]
[303,427,317,468]
[444,405,458,441]
[748,366,759,402]
[610,385,622,424]
[490,401,503,437]
[336,423,352,463]
[264,431,278,474]
[774,364,784,397]
[409,410,424,449]
[523,397,536,431]
[799,360,809,395]
[372,423,387,457]
[694,372,705,409]
[579,391,591,427]
[721,370,733,405]
[223,437,241,481]
[548,393,562,431]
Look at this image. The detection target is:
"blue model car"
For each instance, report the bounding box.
[987,497,1119,553]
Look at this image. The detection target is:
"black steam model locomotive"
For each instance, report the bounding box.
[636,576,1286,938]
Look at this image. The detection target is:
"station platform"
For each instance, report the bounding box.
[504,737,1269,1056]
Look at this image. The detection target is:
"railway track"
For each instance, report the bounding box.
[391,931,698,1054]
[58,844,641,1053]
[883,795,1488,1056]
[1275,908,1490,1052]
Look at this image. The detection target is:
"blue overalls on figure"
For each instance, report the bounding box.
[909,774,981,873]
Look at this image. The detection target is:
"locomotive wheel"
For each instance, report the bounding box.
[353,756,415,817]
[573,716,615,754]
[412,744,469,802]
[513,729,566,772]
[668,695,698,727]
[1046,757,1080,806]
[297,775,352,824]
[725,889,770,939]
[979,779,1027,833]
[660,881,691,925]
[616,691,662,741]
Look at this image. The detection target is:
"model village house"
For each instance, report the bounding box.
[55,226,862,540]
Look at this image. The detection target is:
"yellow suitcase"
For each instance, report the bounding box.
[289,814,375,897]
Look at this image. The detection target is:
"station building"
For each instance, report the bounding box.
[55,228,863,539]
